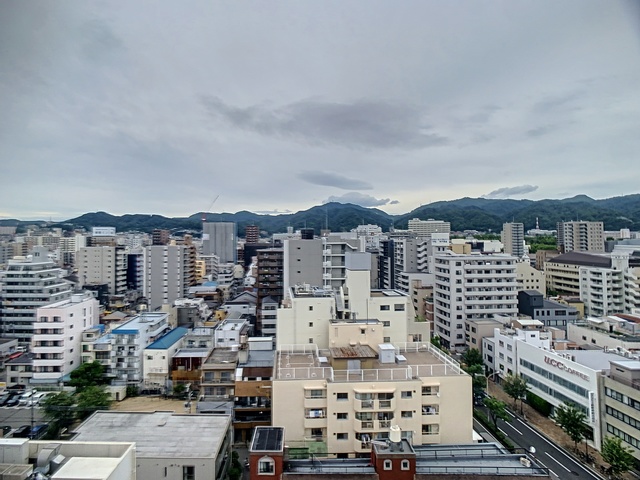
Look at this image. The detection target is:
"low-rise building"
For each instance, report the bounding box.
[143,327,188,391]
[517,290,579,329]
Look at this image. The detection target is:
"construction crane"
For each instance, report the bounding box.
[201,194,220,223]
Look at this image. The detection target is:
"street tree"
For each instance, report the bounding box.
[69,361,107,393]
[465,364,487,393]
[76,386,112,421]
[484,397,510,430]
[461,348,483,368]
[40,391,76,437]
[502,374,528,414]
[554,402,587,454]
[601,436,635,478]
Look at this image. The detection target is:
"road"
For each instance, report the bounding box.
[479,406,601,480]
[0,405,46,431]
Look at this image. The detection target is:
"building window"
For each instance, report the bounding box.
[401,411,413,418]
[308,338,313,344]
[258,457,275,474]
[401,391,412,399]
[401,460,410,470]
[394,304,405,311]
[183,466,195,480]
[383,321,390,327]
[383,460,392,470]
[308,306,313,311]
[380,305,390,311]
[309,322,313,327]
[337,392,348,400]
[336,433,348,440]
[337,412,348,420]
[383,337,390,343]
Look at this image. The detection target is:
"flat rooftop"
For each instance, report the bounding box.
[251,427,284,452]
[73,411,230,458]
[112,312,168,332]
[204,348,239,366]
[275,343,464,381]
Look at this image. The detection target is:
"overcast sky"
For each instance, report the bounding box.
[1,1,639,220]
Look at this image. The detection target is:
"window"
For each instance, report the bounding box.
[309,322,313,327]
[401,411,413,418]
[383,337,390,343]
[401,460,410,470]
[394,304,405,311]
[336,433,348,440]
[183,466,195,480]
[383,321,390,327]
[258,457,275,474]
[337,412,348,420]
[380,305,390,311]
[383,460,392,470]
[305,389,326,399]
[401,391,412,399]
[309,306,313,311]
[336,392,348,400]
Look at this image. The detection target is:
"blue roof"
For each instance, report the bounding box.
[203,281,218,287]
[146,327,188,350]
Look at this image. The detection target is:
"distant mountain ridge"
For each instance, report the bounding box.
[3,194,640,235]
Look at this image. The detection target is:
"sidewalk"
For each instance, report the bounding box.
[487,380,635,480]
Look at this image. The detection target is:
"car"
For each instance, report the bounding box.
[1,426,12,437]
[29,424,49,440]
[18,391,36,406]
[12,425,31,438]
[5,396,21,407]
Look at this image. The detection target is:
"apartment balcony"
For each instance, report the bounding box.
[33,359,65,368]
[355,400,375,411]
[303,397,327,409]
[304,417,327,429]
[32,346,65,355]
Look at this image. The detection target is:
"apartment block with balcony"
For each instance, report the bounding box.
[272,335,472,455]
[77,246,128,296]
[144,245,197,311]
[31,293,99,385]
[201,348,238,401]
[321,234,363,291]
[0,248,73,345]
[501,223,525,259]
[143,327,188,390]
[433,251,518,351]
[557,221,605,254]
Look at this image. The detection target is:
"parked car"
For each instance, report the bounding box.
[12,425,31,438]
[29,424,49,440]
[5,395,21,407]
[1,426,12,437]
[18,390,36,406]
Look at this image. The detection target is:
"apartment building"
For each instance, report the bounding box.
[433,251,518,350]
[517,290,579,328]
[144,244,197,310]
[557,221,605,253]
[501,222,525,259]
[515,262,546,294]
[283,238,323,295]
[271,332,472,455]
[407,218,451,236]
[545,251,610,295]
[143,327,188,390]
[0,248,73,345]
[202,222,237,264]
[322,234,363,291]
[77,246,128,295]
[579,252,630,317]
[31,293,99,384]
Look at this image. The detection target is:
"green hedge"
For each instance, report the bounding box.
[526,391,553,417]
[473,410,515,452]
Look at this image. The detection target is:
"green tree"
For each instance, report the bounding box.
[430,335,442,349]
[69,361,106,393]
[41,391,76,437]
[484,397,510,430]
[76,386,112,421]
[502,374,528,414]
[461,348,483,368]
[601,436,635,478]
[465,364,487,394]
[554,402,587,453]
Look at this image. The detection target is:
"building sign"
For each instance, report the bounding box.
[92,227,116,237]
[544,356,589,381]
[588,391,597,424]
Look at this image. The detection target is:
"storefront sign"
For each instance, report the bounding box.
[544,356,589,381]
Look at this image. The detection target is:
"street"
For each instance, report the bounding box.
[0,405,46,431]
[478,405,601,480]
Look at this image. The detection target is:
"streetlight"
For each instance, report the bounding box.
[30,387,37,437]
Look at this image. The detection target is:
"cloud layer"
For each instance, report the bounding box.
[482,185,539,199]
[322,192,398,207]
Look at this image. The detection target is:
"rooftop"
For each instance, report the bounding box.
[550,251,611,268]
[251,426,284,452]
[112,312,168,333]
[204,348,239,366]
[146,327,188,350]
[73,411,230,458]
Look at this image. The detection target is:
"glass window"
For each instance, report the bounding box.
[258,457,275,474]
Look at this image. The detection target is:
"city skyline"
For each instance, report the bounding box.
[1,1,640,220]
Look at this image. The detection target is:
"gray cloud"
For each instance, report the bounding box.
[322,192,397,207]
[298,171,373,190]
[482,185,539,199]
[201,96,448,150]
[252,209,292,215]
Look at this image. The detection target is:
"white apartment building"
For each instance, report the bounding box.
[407,218,451,236]
[77,246,128,295]
[433,251,518,351]
[214,317,250,347]
[515,262,546,295]
[143,327,188,389]
[557,221,605,253]
[144,245,196,310]
[501,223,525,259]
[579,253,634,317]
[272,336,472,455]
[322,234,363,291]
[31,292,99,384]
[0,248,73,345]
[58,234,87,266]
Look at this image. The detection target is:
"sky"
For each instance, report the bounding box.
[1,1,640,221]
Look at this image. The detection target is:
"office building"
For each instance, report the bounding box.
[202,222,237,264]
[407,218,451,236]
[0,248,73,345]
[557,221,605,253]
[501,223,525,259]
[515,262,546,294]
[517,290,578,328]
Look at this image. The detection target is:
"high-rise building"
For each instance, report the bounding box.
[501,222,525,258]
[407,218,451,236]
[202,222,237,263]
[257,248,284,335]
[557,221,605,253]
[245,225,260,244]
[433,251,518,350]
[283,238,323,295]
[0,247,73,345]
[144,245,197,310]
[152,229,170,246]
[77,246,128,295]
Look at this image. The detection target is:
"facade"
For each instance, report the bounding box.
[517,290,579,328]
[515,261,546,295]
[501,223,525,259]
[433,251,518,350]
[407,218,451,236]
[579,253,629,317]
[202,222,237,264]
[557,221,605,253]
[544,251,611,295]
[151,229,170,246]
[283,238,323,295]
[143,327,188,390]
[74,411,232,480]
[245,225,260,243]
[465,318,502,352]
[259,296,279,338]
[31,293,99,384]
[77,246,128,295]
[322,234,363,291]
[0,249,73,345]
[144,245,196,310]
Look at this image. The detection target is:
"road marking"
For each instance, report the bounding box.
[549,469,558,478]
[545,452,571,472]
[506,410,515,418]
[503,423,522,435]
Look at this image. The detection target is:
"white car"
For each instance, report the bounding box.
[17,391,35,406]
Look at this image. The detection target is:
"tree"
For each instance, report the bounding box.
[461,348,483,368]
[69,361,107,392]
[502,374,528,414]
[41,391,76,437]
[465,364,487,393]
[430,335,442,349]
[484,397,510,430]
[554,402,587,453]
[76,386,112,421]
[601,436,635,478]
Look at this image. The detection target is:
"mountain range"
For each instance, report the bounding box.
[3,194,640,235]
